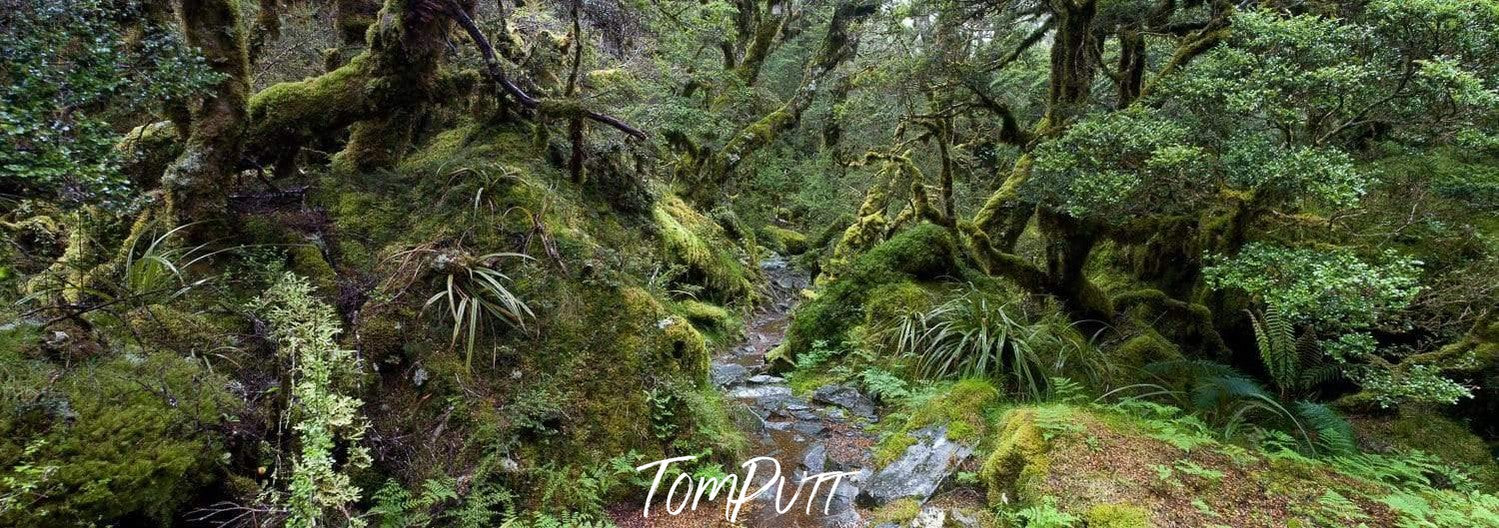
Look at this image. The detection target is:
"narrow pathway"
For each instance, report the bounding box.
[709,256,876,527]
[610,256,878,527]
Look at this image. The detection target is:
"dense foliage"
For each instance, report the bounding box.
[1,0,1496,526]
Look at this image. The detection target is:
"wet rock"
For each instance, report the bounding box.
[765,420,793,431]
[730,384,792,401]
[820,468,868,527]
[791,408,821,421]
[911,506,947,528]
[732,404,769,437]
[747,374,785,384]
[857,426,973,506]
[793,420,826,436]
[712,363,750,386]
[812,384,877,420]
[949,508,981,527]
[801,442,827,475]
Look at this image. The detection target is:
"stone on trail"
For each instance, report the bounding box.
[857,425,973,507]
[711,362,750,386]
[812,384,877,420]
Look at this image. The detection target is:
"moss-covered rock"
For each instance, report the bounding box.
[1349,407,1499,491]
[673,300,739,345]
[875,379,1003,465]
[778,223,962,366]
[315,120,758,512]
[1112,329,1184,370]
[760,225,810,255]
[0,350,236,526]
[980,408,1052,505]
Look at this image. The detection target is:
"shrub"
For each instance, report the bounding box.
[254,272,371,527]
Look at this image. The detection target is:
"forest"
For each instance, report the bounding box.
[2,0,1498,526]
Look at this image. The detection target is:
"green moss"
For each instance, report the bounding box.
[677,300,730,328]
[760,225,810,255]
[287,245,337,297]
[980,408,1053,506]
[1353,408,1499,491]
[0,351,235,526]
[870,498,922,524]
[875,379,1002,466]
[115,121,182,188]
[1086,503,1153,528]
[1112,330,1183,370]
[127,304,233,355]
[673,300,739,345]
[862,281,933,328]
[652,195,755,301]
[781,223,961,365]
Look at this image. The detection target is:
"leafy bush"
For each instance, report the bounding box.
[254,272,371,527]
[1,0,221,206]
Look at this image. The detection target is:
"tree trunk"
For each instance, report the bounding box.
[162,0,250,226]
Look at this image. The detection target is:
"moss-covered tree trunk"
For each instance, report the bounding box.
[162,0,250,226]
[244,0,469,174]
[688,0,877,202]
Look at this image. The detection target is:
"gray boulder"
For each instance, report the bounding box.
[711,363,750,386]
[811,384,877,420]
[857,426,973,506]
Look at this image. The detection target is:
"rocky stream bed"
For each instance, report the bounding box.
[610,256,982,528]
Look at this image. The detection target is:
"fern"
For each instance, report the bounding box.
[1293,401,1357,456]
[859,367,911,403]
[1003,496,1079,527]
[1249,307,1297,394]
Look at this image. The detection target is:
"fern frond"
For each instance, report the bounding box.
[1294,401,1357,456]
